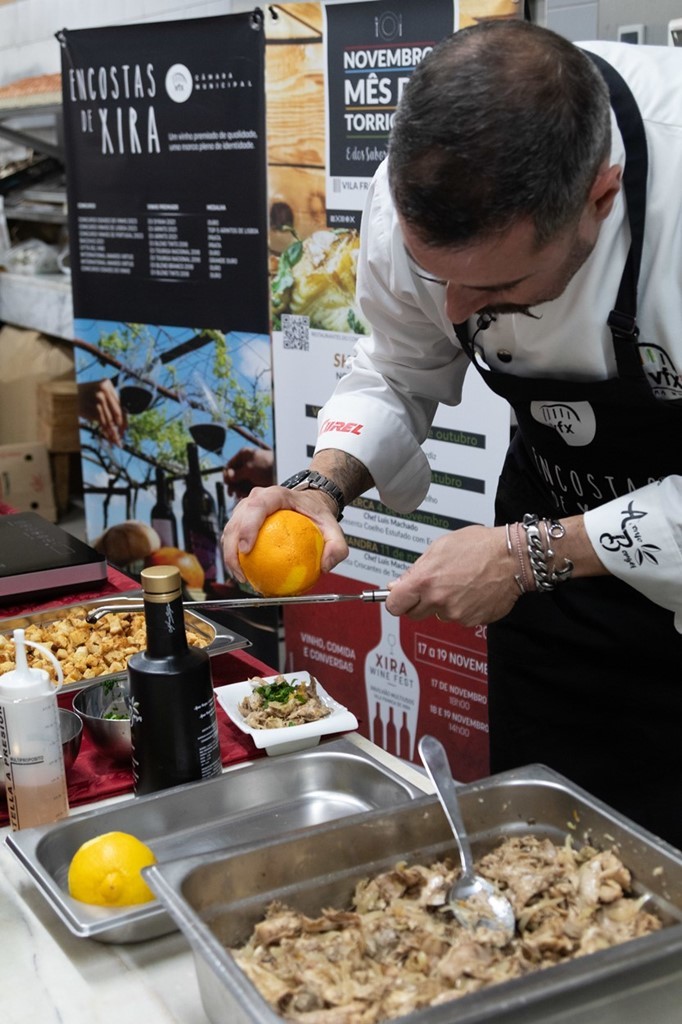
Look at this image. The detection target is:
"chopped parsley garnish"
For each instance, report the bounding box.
[255,678,308,706]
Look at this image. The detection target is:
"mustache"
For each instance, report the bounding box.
[478,304,542,319]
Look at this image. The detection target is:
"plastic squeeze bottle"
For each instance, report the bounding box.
[128,564,222,796]
[0,629,69,830]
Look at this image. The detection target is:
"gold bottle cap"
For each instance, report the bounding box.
[140,564,182,598]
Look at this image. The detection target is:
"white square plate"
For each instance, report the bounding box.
[215,671,359,756]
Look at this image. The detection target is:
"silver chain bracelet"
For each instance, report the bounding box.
[520,513,574,591]
[541,517,574,584]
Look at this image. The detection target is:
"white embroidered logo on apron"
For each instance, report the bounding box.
[638,343,682,400]
[530,401,596,446]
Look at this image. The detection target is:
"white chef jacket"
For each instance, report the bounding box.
[314,40,682,626]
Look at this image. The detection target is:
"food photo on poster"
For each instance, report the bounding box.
[271,226,368,336]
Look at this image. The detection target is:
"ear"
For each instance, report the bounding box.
[588,163,622,222]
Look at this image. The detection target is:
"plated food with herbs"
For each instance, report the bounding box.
[215,671,358,755]
[237,674,332,730]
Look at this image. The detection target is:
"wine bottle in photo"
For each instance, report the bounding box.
[151,466,178,548]
[182,442,219,585]
[128,565,222,795]
[400,710,412,761]
[215,480,228,532]
[386,705,397,756]
[214,481,228,584]
[372,701,384,748]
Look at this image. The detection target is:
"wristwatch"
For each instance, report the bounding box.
[281,470,345,521]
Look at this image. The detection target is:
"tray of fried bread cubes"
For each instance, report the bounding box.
[0,592,251,693]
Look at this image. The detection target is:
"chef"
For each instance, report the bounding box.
[224,21,682,847]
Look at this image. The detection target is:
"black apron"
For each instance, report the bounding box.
[453,54,682,847]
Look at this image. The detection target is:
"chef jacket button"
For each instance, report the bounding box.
[497,349,513,363]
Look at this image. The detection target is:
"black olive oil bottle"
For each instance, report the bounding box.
[128,565,222,795]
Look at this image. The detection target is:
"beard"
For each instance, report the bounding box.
[477,233,596,320]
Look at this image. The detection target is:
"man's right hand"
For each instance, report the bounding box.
[221,485,349,584]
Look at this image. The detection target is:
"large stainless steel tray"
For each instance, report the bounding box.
[0,591,251,693]
[144,764,682,1024]
[4,737,425,943]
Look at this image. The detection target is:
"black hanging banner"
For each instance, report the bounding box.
[323,0,456,228]
[59,13,268,331]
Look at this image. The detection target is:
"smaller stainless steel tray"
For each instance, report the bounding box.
[4,737,425,943]
[144,764,682,1024]
[0,591,251,693]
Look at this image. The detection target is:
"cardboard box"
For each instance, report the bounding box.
[49,452,81,517]
[38,379,80,453]
[0,442,57,522]
[0,326,75,446]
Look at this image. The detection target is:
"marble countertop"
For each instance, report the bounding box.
[0,736,431,1024]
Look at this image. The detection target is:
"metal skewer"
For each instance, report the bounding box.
[85,589,390,623]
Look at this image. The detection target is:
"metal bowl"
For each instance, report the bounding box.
[59,707,83,774]
[0,707,82,799]
[72,677,131,764]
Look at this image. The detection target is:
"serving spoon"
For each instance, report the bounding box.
[418,734,515,944]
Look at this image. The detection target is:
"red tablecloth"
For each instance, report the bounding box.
[0,502,275,823]
[0,648,273,825]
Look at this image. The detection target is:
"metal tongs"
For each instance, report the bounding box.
[86,589,390,623]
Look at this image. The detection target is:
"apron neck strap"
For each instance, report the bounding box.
[584,50,648,343]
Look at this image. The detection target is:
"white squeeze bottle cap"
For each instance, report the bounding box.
[0,628,64,697]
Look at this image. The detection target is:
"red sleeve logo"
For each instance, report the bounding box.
[319,419,364,435]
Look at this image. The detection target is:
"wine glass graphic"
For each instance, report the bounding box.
[187,372,227,454]
[117,357,161,414]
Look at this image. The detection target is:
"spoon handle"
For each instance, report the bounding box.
[418,735,476,880]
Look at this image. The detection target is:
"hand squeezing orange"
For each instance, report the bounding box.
[238,509,324,597]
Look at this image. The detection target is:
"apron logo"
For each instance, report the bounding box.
[638,343,682,399]
[530,401,596,446]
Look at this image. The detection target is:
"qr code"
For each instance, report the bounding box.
[282,314,310,351]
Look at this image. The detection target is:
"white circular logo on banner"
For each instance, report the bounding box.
[165,64,193,103]
[375,11,403,41]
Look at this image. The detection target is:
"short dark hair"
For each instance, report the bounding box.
[388,20,611,248]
